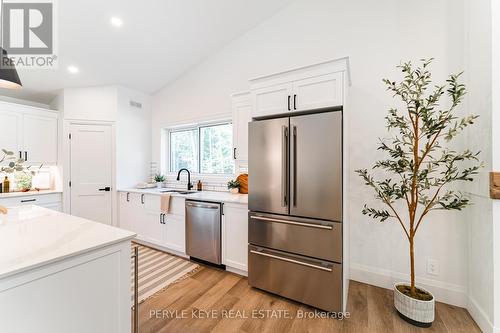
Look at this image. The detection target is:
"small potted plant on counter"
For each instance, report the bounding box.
[355,59,482,327]
[154,174,165,189]
[227,179,240,194]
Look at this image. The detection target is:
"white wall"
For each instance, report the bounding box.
[463,0,495,331]
[62,86,118,121]
[116,86,152,188]
[152,0,469,305]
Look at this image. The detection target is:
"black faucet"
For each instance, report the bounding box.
[176,168,193,190]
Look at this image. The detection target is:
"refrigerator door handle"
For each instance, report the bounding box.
[250,215,333,230]
[281,126,288,207]
[292,125,297,207]
[250,249,333,272]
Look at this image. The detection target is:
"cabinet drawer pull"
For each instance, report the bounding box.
[126,192,130,202]
[21,198,36,203]
[250,250,332,272]
[141,194,145,204]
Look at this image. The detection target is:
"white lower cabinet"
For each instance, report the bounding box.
[223,203,248,273]
[118,192,186,254]
[163,213,185,253]
[0,193,62,212]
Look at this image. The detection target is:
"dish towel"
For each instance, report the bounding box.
[160,194,171,213]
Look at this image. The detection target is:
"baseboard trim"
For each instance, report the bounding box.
[467,295,494,333]
[350,262,467,307]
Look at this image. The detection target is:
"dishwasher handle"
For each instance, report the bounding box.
[186,202,219,209]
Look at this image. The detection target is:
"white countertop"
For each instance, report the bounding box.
[0,205,135,279]
[119,188,248,205]
[0,189,62,199]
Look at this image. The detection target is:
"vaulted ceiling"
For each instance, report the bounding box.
[0,0,294,104]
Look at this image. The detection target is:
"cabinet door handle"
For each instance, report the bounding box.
[126,192,130,202]
[24,151,27,161]
[159,213,163,224]
[18,151,21,159]
[287,95,291,111]
[293,94,297,110]
[141,194,145,204]
[233,148,237,160]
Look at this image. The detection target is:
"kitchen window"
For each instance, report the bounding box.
[169,122,234,175]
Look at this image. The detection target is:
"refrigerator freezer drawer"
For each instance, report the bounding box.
[248,212,342,263]
[248,245,342,313]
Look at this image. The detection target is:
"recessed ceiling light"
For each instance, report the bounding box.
[67,65,79,74]
[110,17,123,27]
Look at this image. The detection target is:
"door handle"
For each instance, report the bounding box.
[250,215,333,230]
[287,95,291,111]
[281,126,288,207]
[250,250,333,272]
[98,187,111,192]
[293,94,297,110]
[292,125,297,207]
[141,194,145,204]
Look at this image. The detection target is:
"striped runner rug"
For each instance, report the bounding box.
[131,243,199,303]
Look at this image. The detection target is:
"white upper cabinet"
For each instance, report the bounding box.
[250,57,349,118]
[23,113,58,164]
[0,111,22,158]
[292,72,343,112]
[232,92,252,165]
[0,102,58,165]
[251,83,293,118]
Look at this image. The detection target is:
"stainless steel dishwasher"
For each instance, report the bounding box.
[185,200,222,265]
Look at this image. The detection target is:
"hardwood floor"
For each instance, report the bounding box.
[138,266,480,333]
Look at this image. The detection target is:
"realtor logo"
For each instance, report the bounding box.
[1,0,57,68]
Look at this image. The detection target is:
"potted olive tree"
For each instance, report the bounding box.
[356,59,482,327]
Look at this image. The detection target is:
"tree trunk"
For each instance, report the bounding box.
[410,236,416,297]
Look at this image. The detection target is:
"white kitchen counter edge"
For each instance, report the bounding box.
[0,189,62,199]
[118,188,248,205]
[0,206,136,280]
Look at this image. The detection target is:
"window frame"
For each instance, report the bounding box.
[166,120,234,177]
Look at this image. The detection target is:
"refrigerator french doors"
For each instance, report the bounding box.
[248,111,342,221]
[248,110,343,313]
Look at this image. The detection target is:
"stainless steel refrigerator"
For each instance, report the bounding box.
[248,109,343,312]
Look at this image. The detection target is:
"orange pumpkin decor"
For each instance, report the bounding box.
[236,173,248,194]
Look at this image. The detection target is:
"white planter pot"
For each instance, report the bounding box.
[394,282,434,327]
[229,188,239,194]
[156,182,163,189]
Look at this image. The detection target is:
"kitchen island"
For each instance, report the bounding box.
[0,205,136,333]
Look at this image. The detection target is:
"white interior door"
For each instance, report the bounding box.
[70,123,113,225]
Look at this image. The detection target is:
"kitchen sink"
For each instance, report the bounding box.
[159,189,196,195]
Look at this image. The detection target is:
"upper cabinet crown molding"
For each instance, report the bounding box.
[249,57,350,119]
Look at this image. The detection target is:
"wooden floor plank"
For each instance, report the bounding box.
[137,265,481,333]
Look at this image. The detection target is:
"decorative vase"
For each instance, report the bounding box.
[229,188,239,194]
[157,182,163,189]
[394,283,435,327]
